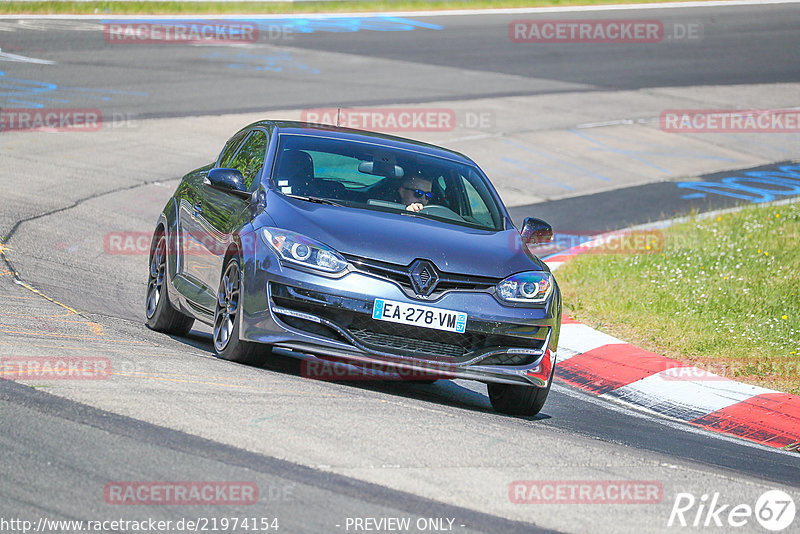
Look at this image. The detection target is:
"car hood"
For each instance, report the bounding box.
[261,193,545,278]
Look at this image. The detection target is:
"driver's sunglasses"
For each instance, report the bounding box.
[402,186,433,200]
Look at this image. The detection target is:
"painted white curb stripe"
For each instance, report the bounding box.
[606,371,775,421]
[557,323,626,359]
[556,347,582,362]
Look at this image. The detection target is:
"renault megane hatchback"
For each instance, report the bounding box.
[146,120,561,416]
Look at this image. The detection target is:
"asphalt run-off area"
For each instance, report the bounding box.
[1,2,799,533]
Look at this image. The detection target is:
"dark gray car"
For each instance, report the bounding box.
[146,120,561,416]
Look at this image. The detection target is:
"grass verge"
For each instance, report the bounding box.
[0,0,723,16]
[556,200,800,395]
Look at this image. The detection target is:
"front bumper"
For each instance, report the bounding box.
[239,244,560,387]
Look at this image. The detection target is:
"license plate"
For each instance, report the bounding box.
[372,298,467,334]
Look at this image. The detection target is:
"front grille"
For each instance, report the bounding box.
[270,283,545,365]
[343,254,500,298]
[348,328,467,360]
[344,312,487,361]
[479,352,535,366]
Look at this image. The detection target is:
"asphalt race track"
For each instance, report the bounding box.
[1,2,799,533]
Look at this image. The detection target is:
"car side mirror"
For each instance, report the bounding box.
[205,168,250,199]
[520,217,554,245]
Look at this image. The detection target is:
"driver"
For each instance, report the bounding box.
[397,175,433,212]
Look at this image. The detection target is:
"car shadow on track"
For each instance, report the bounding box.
[170,328,552,422]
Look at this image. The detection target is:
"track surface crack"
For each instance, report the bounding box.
[0,176,179,322]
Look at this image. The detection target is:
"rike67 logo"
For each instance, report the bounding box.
[668,490,796,531]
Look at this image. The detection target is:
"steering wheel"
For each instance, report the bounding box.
[419,204,464,222]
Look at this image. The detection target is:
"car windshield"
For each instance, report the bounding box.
[270,133,505,231]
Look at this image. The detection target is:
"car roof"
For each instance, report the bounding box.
[245,120,476,165]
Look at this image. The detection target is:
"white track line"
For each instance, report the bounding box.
[0,48,55,64]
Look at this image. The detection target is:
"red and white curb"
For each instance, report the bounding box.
[544,231,800,452]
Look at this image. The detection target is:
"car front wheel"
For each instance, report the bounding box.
[213,257,268,365]
[488,364,554,416]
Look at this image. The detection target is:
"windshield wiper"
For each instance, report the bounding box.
[288,195,343,207]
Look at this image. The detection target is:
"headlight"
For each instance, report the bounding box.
[496,272,554,304]
[260,228,348,273]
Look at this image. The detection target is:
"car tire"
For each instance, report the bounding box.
[487,364,554,416]
[146,232,194,336]
[213,256,268,366]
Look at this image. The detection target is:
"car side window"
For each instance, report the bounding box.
[218,130,248,168]
[229,131,268,189]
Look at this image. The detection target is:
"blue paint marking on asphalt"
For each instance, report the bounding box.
[503,138,612,182]
[0,71,148,108]
[677,163,800,203]
[499,157,574,191]
[681,193,707,199]
[729,134,790,154]
[569,129,673,175]
[102,17,443,34]
[569,129,738,176]
[0,72,59,107]
[247,16,443,33]
[581,128,737,164]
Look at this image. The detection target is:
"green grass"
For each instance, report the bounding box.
[557,201,800,395]
[0,0,722,15]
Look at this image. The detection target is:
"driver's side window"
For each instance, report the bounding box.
[229,131,269,189]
